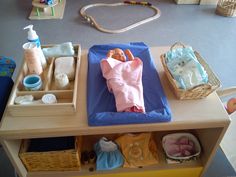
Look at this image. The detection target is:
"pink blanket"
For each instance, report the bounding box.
[100,57,145,113]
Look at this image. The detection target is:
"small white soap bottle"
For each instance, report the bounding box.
[24,25,41,47]
[23,25,47,69]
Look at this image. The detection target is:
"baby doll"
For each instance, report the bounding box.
[100,48,145,113]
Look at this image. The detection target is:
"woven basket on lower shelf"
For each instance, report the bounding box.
[160,49,221,100]
[215,0,236,17]
[19,136,82,172]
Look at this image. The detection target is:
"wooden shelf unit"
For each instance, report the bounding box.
[0,47,230,177]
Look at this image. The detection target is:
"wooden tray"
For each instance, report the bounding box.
[7,44,81,117]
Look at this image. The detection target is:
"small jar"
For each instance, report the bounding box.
[42,94,57,104]
[55,73,69,90]
[23,74,42,91]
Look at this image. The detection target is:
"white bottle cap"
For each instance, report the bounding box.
[23,25,38,41]
[42,94,57,104]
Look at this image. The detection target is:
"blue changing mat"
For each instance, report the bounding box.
[87,42,171,126]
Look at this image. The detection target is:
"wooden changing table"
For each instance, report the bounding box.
[0,46,230,177]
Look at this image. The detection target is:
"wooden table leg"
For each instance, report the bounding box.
[51,7,55,16]
[36,7,40,16]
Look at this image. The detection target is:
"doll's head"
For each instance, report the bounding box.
[107,48,135,62]
[107,48,126,62]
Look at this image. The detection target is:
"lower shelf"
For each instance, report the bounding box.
[1,127,225,177]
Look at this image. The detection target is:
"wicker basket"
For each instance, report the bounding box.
[215,0,236,17]
[19,136,82,172]
[160,43,221,100]
[162,133,201,160]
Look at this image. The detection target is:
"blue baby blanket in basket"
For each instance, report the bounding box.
[87,42,171,126]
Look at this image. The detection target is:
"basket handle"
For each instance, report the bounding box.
[170,42,187,51]
[189,84,212,92]
[217,86,236,97]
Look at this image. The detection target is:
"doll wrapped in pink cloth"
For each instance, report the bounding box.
[100,48,145,113]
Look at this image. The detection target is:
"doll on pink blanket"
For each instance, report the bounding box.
[100,48,145,113]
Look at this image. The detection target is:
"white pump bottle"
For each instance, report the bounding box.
[23,25,47,69]
[24,25,41,48]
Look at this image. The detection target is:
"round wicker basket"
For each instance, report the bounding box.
[216,0,236,17]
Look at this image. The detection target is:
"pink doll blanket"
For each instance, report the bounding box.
[100,57,145,113]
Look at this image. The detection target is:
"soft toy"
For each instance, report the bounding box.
[226,98,236,114]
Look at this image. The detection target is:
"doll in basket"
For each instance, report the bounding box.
[100,48,145,113]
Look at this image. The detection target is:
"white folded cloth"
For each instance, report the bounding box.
[42,42,75,58]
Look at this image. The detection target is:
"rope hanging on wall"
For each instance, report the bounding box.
[80,1,161,34]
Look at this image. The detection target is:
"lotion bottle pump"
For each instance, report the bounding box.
[24,25,41,48]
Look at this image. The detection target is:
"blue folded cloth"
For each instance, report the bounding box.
[0,77,14,120]
[42,42,75,58]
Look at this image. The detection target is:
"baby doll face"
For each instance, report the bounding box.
[108,48,126,62]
